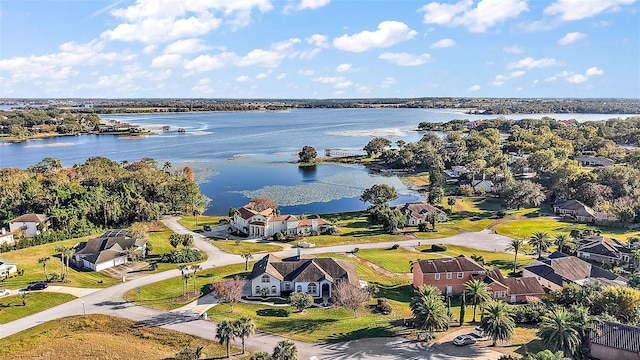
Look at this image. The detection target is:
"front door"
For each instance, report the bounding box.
[446,286,452,295]
[322,283,330,298]
[510,295,516,303]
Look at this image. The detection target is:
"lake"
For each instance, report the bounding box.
[0,108,634,215]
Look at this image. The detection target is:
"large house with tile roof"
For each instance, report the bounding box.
[522,252,627,291]
[413,255,487,295]
[8,213,49,238]
[248,254,360,299]
[395,202,448,226]
[474,268,546,303]
[73,229,147,271]
[576,235,637,266]
[230,202,328,238]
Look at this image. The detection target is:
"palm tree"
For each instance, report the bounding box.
[38,257,50,281]
[55,245,68,280]
[537,306,581,358]
[464,279,491,322]
[410,286,449,333]
[234,316,256,354]
[272,339,298,360]
[177,265,188,295]
[554,233,571,253]
[530,231,551,257]
[62,246,73,282]
[505,238,524,274]
[241,252,253,271]
[249,352,272,360]
[216,319,237,359]
[479,300,515,346]
[190,264,201,294]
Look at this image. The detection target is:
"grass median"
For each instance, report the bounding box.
[0,292,77,324]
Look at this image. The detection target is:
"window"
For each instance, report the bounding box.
[434,273,440,280]
[308,283,317,294]
[285,282,291,290]
[494,291,506,298]
[261,275,270,283]
[271,286,277,294]
[457,272,463,279]
[296,285,302,292]
[446,273,452,279]
[255,286,261,293]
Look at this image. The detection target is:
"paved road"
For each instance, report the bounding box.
[1,218,508,359]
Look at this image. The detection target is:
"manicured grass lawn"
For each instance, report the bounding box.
[412,227,459,239]
[0,314,241,359]
[124,263,251,311]
[178,215,228,231]
[0,292,77,324]
[211,240,283,255]
[208,301,411,343]
[416,244,535,274]
[355,248,443,273]
[315,253,412,287]
[0,237,119,290]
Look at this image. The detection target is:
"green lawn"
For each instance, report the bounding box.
[411,227,459,239]
[0,237,119,290]
[315,253,412,287]
[211,240,283,255]
[355,248,443,273]
[0,292,77,324]
[207,301,411,343]
[178,215,228,231]
[492,217,640,241]
[416,244,535,274]
[124,263,251,311]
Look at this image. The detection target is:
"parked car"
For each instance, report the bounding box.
[0,289,10,297]
[27,282,48,291]
[203,225,212,231]
[453,335,477,346]
[472,326,487,339]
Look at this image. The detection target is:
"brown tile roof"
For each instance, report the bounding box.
[238,207,258,220]
[416,255,485,274]
[297,218,328,227]
[10,213,48,223]
[271,215,298,222]
[502,277,545,295]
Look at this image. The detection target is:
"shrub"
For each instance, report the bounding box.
[160,248,203,263]
[322,226,339,235]
[376,298,392,315]
[352,247,359,254]
[431,244,447,251]
[391,244,400,250]
[470,254,484,264]
[496,210,507,218]
[309,230,319,236]
[273,231,286,242]
[509,303,546,324]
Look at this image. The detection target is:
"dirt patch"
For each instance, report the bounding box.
[174,292,201,304]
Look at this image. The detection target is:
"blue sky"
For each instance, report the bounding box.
[0,0,638,98]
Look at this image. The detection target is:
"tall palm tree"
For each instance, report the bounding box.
[505,238,524,274]
[530,231,551,257]
[479,300,515,346]
[55,245,68,280]
[537,306,581,358]
[234,316,256,354]
[272,339,298,360]
[62,246,73,282]
[38,257,50,281]
[554,233,572,253]
[177,264,188,295]
[464,279,491,322]
[216,319,237,359]
[190,264,201,294]
[241,252,254,271]
[410,287,449,333]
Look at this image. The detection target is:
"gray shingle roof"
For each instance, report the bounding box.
[590,321,640,353]
[249,254,359,287]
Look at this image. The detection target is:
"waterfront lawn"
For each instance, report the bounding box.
[124,263,250,311]
[207,301,411,343]
[0,238,118,290]
[0,292,76,324]
[0,314,240,359]
[417,244,535,274]
[178,215,228,231]
[355,248,443,273]
[211,240,283,255]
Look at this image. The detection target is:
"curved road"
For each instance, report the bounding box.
[1,218,509,359]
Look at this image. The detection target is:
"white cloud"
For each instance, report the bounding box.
[101,0,274,43]
[236,75,251,82]
[380,77,396,88]
[508,57,559,69]
[544,0,636,21]
[164,38,212,54]
[272,38,301,52]
[143,44,157,54]
[313,76,345,84]
[336,81,353,88]
[237,49,285,67]
[468,84,481,91]
[492,70,526,86]
[284,0,330,13]
[192,77,213,93]
[558,32,586,45]
[277,73,287,80]
[586,67,604,76]
[298,69,315,76]
[333,21,417,52]
[335,63,352,72]
[305,34,329,48]
[183,53,233,72]
[430,38,455,48]
[503,45,523,53]
[419,0,529,33]
[567,74,588,83]
[256,73,267,79]
[151,54,183,67]
[379,52,431,66]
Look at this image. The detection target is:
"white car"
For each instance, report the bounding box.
[0,289,10,297]
[453,334,477,346]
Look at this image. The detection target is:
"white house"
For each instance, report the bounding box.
[9,213,48,238]
[248,254,360,299]
[73,229,147,272]
[230,202,328,238]
[0,228,14,246]
[0,258,17,277]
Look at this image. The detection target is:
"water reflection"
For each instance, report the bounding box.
[298,165,317,180]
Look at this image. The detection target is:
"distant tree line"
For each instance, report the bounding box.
[0,109,100,137]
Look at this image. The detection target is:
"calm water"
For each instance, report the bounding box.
[0,108,634,215]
